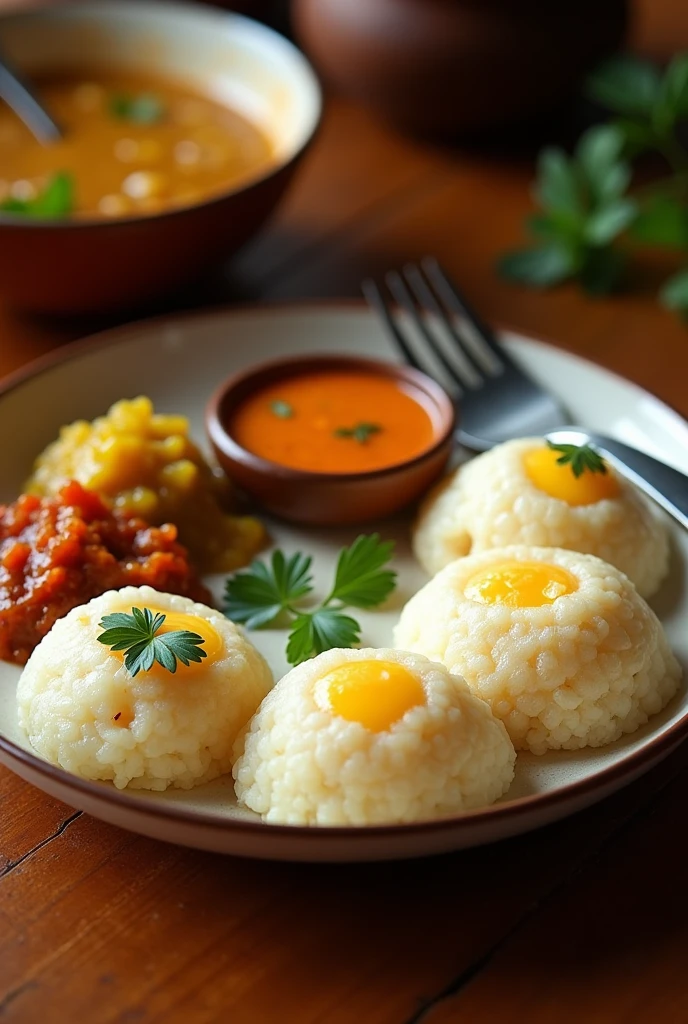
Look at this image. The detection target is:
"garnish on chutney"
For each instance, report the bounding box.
[546,440,608,478]
[270,399,294,419]
[97,607,207,677]
[333,422,383,444]
[224,533,397,665]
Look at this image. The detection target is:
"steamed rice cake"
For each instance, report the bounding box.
[233,647,516,825]
[17,585,273,790]
[394,545,681,754]
[413,438,669,597]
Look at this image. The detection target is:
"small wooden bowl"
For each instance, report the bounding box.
[206,354,456,525]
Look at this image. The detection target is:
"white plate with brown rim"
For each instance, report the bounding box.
[1,303,687,862]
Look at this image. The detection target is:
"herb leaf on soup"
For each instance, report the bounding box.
[109,92,166,124]
[97,606,207,677]
[547,440,608,477]
[0,172,74,218]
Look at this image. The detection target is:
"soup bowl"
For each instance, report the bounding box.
[206,353,457,525]
[0,1,322,314]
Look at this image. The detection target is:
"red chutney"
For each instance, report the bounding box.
[0,481,212,665]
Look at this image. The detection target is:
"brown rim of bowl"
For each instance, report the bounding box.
[0,4,323,231]
[206,352,457,482]
[0,298,686,841]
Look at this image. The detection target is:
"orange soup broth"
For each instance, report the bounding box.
[0,73,274,217]
[229,371,440,474]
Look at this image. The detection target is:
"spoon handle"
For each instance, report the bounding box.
[0,50,62,144]
[547,429,688,532]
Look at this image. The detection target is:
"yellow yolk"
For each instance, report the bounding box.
[523,447,620,505]
[315,660,426,732]
[112,607,224,676]
[464,561,578,608]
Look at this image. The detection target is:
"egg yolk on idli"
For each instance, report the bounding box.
[314,660,426,732]
[464,561,578,608]
[523,447,620,505]
[111,607,224,676]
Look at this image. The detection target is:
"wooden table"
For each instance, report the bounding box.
[3,67,688,1024]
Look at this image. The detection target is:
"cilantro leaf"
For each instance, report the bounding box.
[547,440,608,478]
[654,54,688,132]
[224,550,313,628]
[270,399,294,419]
[224,533,397,665]
[97,607,206,677]
[500,50,688,322]
[575,125,631,206]
[287,609,361,666]
[584,199,637,245]
[333,422,382,444]
[660,267,688,316]
[534,147,582,216]
[586,56,661,117]
[327,533,396,608]
[498,123,637,297]
[498,245,576,287]
[0,172,74,219]
[109,92,165,124]
[631,194,688,248]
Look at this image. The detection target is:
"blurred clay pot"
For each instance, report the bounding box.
[292,0,628,138]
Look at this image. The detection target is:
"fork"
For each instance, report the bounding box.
[362,256,688,531]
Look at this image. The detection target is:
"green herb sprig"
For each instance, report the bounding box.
[109,93,165,124]
[270,399,294,419]
[547,440,608,478]
[97,607,207,677]
[224,534,397,665]
[498,52,688,318]
[334,422,382,444]
[0,172,74,219]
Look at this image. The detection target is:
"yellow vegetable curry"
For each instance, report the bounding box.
[26,397,267,574]
[0,73,275,219]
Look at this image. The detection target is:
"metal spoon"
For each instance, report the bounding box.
[0,49,62,143]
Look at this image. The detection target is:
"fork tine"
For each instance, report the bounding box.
[421,256,516,371]
[402,263,487,385]
[384,270,468,394]
[361,278,424,374]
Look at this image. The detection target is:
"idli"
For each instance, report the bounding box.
[394,545,681,754]
[17,585,273,790]
[233,647,515,826]
[413,438,669,597]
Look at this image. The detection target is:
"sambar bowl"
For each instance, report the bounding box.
[0,1,321,314]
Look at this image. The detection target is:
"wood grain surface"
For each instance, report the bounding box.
[2,5,688,1020]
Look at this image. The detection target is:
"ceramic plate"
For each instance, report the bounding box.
[1,304,687,862]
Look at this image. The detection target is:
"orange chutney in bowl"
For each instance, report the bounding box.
[228,369,440,474]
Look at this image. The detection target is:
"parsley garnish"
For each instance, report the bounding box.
[270,399,294,419]
[334,422,382,444]
[97,607,207,677]
[497,51,688,319]
[0,172,74,219]
[547,440,608,478]
[224,534,396,665]
[109,93,165,124]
